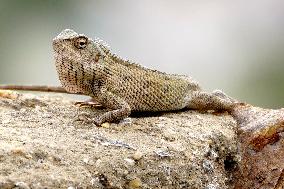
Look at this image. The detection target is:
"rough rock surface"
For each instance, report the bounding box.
[0,91,238,189]
[232,105,284,189]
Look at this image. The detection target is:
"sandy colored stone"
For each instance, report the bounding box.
[0,92,238,188]
[132,151,143,161]
[128,178,142,189]
[101,122,110,128]
[4,92,284,189]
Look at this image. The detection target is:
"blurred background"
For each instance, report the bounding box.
[0,0,283,108]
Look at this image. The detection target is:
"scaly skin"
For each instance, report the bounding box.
[52,29,237,125]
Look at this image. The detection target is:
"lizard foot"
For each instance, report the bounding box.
[75,112,93,124]
[75,113,103,127]
[74,98,103,109]
[212,90,238,103]
[93,117,103,127]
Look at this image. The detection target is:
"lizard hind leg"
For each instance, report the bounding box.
[186,91,236,111]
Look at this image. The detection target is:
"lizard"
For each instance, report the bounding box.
[0,29,240,126]
[52,29,240,125]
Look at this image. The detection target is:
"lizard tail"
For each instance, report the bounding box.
[0,85,70,94]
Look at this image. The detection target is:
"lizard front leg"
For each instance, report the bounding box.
[92,91,131,126]
[75,98,103,108]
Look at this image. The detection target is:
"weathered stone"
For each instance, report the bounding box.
[1,91,284,188]
[232,105,284,189]
[0,92,237,188]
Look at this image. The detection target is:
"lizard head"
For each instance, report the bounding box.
[52,29,103,94]
[52,29,100,63]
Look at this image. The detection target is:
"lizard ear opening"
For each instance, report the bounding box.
[74,36,88,49]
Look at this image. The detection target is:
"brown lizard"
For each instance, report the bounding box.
[0,29,240,126]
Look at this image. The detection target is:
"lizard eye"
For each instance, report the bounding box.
[74,36,88,49]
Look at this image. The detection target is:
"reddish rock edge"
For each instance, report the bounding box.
[232,105,284,189]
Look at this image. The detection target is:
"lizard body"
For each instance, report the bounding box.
[52,29,237,125]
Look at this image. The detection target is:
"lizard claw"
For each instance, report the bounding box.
[212,90,238,103]
[75,112,93,124]
[74,98,103,108]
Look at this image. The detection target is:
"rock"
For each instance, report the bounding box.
[0,180,15,189]
[128,178,142,189]
[101,122,110,128]
[132,151,143,161]
[232,105,284,189]
[15,181,30,189]
[3,92,283,188]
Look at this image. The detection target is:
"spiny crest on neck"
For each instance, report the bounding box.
[93,37,166,74]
